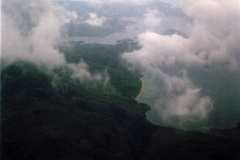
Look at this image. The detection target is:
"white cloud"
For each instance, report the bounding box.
[156,72,213,120]
[68,60,109,84]
[84,13,107,27]
[121,0,240,129]
[2,0,76,67]
[2,0,110,83]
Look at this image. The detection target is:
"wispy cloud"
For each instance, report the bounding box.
[2,0,110,84]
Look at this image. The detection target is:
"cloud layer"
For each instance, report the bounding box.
[2,0,109,84]
[122,1,240,130]
[2,0,74,67]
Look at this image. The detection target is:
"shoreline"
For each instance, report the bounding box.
[135,77,144,101]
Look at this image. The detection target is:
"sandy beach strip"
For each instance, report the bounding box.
[135,77,144,100]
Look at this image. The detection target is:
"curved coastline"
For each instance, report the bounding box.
[135,77,144,101]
